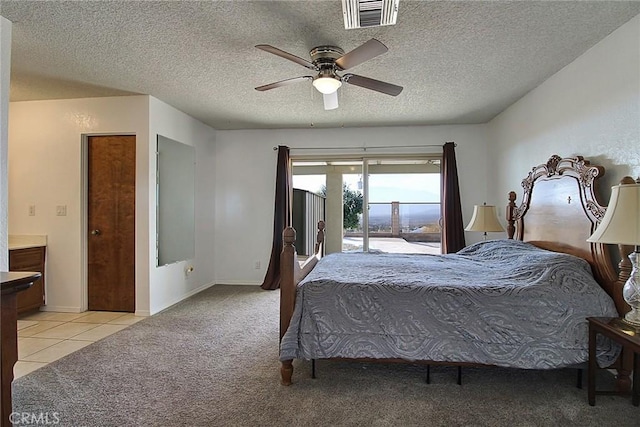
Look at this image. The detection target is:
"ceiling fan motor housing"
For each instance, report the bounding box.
[309,46,345,67]
[310,46,344,83]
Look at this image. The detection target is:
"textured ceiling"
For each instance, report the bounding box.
[1,1,639,130]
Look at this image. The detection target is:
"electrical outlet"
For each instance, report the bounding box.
[28,205,36,216]
[254,261,261,269]
[56,205,67,216]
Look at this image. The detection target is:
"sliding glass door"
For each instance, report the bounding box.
[292,156,440,254]
[366,159,441,254]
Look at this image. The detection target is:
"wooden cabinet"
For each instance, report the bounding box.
[9,247,46,314]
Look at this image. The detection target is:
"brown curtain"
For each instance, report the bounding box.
[441,142,466,253]
[261,146,292,290]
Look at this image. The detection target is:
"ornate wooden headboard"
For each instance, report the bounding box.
[506,155,629,315]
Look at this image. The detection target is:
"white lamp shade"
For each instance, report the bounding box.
[465,205,505,232]
[312,76,342,94]
[587,183,640,245]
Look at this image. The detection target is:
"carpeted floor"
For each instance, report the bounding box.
[13,285,639,426]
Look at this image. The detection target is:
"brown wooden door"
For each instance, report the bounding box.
[88,135,136,312]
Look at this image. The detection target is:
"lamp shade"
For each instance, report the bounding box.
[312,76,342,94]
[587,183,640,245]
[465,205,505,232]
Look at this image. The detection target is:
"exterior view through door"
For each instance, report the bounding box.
[292,157,441,255]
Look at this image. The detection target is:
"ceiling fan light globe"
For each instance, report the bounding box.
[313,77,342,94]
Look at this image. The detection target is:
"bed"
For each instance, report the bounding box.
[278,155,633,388]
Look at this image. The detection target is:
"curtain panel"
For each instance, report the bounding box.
[441,142,466,253]
[261,146,292,290]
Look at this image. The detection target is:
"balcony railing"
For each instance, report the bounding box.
[346,202,441,242]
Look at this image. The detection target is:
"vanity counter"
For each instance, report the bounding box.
[8,234,47,250]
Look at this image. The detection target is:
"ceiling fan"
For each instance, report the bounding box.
[254,39,403,110]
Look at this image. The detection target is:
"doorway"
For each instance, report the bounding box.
[86,135,136,312]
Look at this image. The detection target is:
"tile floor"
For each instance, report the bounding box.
[15,311,144,379]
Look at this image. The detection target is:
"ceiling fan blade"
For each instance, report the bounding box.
[335,39,388,71]
[256,45,317,71]
[343,74,403,96]
[255,76,313,92]
[323,92,339,110]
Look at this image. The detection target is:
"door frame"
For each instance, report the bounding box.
[80,133,137,312]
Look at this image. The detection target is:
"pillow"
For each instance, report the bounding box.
[294,252,319,285]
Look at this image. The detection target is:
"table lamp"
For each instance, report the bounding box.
[587,180,640,326]
[465,203,505,240]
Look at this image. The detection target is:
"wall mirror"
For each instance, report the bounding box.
[156,135,195,266]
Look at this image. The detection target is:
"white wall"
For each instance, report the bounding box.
[214,125,491,285]
[0,17,11,270]
[9,95,216,315]
[9,96,150,312]
[148,97,216,314]
[488,14,640,206]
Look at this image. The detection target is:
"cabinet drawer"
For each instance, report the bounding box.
[9,246,46,314]
[17,276,44,312]
[9,247,45,270]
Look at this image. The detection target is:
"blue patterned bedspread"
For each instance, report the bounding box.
[280,239,619,368]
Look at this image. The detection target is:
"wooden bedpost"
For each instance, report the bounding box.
[617,243,633,315]
[280,360,293,386]
[315,220,326,256]
[506,191,517,239]
[280,226,296,386]
[280,227,296,341]
[279,221,325,386]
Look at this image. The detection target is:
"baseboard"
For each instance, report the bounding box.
[181,281,216,300]
[42,283,222,316]
[40,305,83,313]
[43,305,146,316]
[213,280,262,286]
[150,282,216,315]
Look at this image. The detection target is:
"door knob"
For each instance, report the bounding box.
[91,229,101,235]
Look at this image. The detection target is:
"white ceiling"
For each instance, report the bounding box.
[1,1,639,130]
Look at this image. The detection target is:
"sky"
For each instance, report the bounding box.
[293,173,440,203]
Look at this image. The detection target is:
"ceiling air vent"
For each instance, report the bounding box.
[342,0,399,30]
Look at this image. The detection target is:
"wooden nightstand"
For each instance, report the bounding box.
[587,317,640,406]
